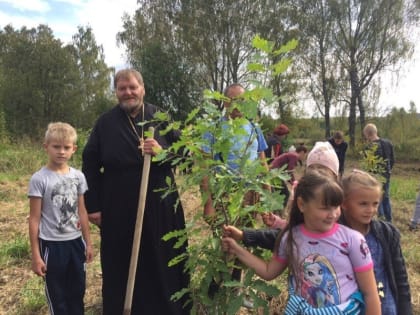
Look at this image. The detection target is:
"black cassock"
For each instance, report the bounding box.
[82,104,190,315]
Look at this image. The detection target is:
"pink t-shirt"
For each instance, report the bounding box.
[275,223,373,307]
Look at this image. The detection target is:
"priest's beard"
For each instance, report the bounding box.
[120,101,143,117]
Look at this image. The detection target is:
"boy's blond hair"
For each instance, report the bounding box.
[363,123,378,139]
[44,122,77,144]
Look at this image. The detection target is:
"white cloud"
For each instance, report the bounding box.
[73,0,138,67]
[54,0,85,5]
[0,10,47,29]
[0,0,138,67]
[0,0,50,13]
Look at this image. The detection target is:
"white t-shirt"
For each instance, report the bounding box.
[28,166,88,241]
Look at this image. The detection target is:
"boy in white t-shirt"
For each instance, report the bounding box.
[28,122,93,314]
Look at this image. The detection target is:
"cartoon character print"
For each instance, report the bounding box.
[50,177,80,233]
[298,254,340,307]
[359,238,370,259]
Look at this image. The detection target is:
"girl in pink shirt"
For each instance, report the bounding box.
[222,171,380,314]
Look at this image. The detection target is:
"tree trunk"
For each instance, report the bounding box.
[348,66,359,148]
[357,92,365,135]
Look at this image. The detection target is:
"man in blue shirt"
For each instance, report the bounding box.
[202,83,268,217]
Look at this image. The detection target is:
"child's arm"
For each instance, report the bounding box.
[28,197,46,277]
[223,225,243,241]
[355,269,381,315]
[222,236,286,281]
[78,195,93,263]
[223,225,279,250]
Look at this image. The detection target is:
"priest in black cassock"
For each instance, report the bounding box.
[82,69,190,315]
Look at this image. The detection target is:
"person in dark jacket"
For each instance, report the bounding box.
[341,170,411,315]
[328,130,348,177]
[363,123,395,222]
[82,69,190,315]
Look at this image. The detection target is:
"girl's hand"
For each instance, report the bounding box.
[262,212,287,229]
[221,237,242,255]
[262,212,276,227]
[222,225,243,242]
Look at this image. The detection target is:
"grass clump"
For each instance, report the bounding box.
[17,276,47,315]
[0,234,30,266]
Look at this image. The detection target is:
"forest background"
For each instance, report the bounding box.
[1,0,420,314]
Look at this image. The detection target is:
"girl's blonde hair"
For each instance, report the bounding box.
[44,122,77,144]
[276,170,344,277]
[341,169,382,197]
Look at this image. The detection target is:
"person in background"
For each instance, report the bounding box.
[28,122,93,315]
[328,130,348,177]
[222,171,381,314]
[201,83,269,296]
[265,123,289,163]
[82,69,190,315]
[409,190,420,231]
[202,83,269,218]
[269,144,308,209]
[262,141,339,229]
[341,169,412,315]
[363,123,395,222]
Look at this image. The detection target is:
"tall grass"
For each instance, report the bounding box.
[17,277,47,314]
[0,233,30,265]
[0,141,44,177]
[0,131,88,179]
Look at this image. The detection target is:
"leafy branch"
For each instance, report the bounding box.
[155,35,297,314]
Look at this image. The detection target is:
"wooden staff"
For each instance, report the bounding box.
[123,126,154,315]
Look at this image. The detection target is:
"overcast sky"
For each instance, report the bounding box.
[0,0,419,113]
[0,0,137,68]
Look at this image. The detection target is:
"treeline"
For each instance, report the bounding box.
[0,0,419,146]
[277,108,420,162]
[0,25,114,139]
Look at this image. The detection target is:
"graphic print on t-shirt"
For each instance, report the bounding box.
[299,253,340,307]
[50,177,80,233]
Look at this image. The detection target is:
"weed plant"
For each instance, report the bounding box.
[18,277,47,314]
[0,233,30,263]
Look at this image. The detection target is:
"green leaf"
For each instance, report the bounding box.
[185,107,200,124]
[271,58,292,76]
[252,34,273,53]
[226,295,243,314]
[170,287,189,302]
[168,252,188,267]
[154,111,168,121]
[273,38,298,55]
[162,228,184,242]
[247,62,265,72]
